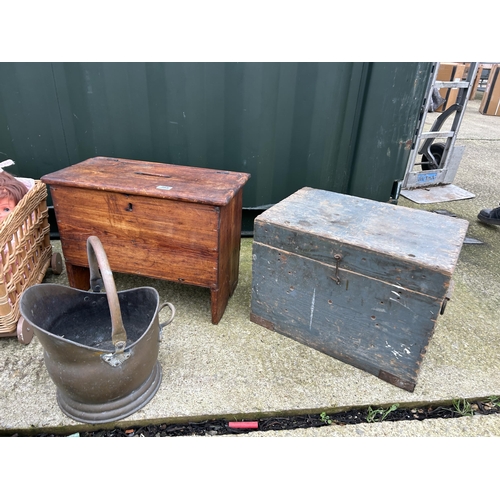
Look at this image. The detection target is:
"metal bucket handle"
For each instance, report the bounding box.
[159,302,176,340]
[86,236,128,353]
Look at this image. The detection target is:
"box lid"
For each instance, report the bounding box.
[254,187,469,298]
[41,157,251,206]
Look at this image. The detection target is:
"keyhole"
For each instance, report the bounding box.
[125,203,133,212]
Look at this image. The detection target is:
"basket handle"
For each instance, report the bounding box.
[86,236,127,352]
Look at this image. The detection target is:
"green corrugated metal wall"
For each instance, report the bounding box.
[0,62,431,213]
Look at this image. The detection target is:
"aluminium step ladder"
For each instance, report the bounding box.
[401,62,479,202]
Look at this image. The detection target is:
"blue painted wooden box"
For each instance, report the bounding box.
[250,187,469,391]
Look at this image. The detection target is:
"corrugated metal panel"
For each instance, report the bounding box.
[347,62,433,200]
[0,62,432,210]
[0,63,70,178]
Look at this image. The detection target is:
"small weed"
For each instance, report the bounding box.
[452,398,474,416]
[486,396,500,409]
[366,403,399,423]
[320,412,332,425]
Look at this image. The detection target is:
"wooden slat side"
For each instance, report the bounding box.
[211,188,244,324]
[211,190,243,324]
[251,242,441,391]
[254,220,451,299]
[51,186,219,287]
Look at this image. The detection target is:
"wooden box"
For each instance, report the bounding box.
[436,62,466,112]
[250,188,468,391]
[479,64,500,116]
[42,157,250,324]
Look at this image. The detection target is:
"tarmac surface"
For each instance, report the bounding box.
[1,96,499,438]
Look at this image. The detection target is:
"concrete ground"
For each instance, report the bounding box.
[1,95,499,438]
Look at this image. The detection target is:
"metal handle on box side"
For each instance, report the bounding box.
[158,302,176,340]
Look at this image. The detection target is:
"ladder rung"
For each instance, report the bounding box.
[434,81,470,89]
[420,131,455,139]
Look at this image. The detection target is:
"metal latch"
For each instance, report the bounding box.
[330,254,342,285]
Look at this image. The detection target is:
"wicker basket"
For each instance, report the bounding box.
[0,180,62,343]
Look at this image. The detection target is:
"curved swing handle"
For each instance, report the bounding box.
[86,236,127,352]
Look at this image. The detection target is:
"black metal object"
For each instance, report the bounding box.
[419,103,461,169]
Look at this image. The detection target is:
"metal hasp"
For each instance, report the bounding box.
[331,254,342,285]
[402,62,479,190]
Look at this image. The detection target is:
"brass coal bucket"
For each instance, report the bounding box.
[19,236,175,424]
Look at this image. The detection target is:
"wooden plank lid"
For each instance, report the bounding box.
[255,187,469,284]
[42,157,251,206]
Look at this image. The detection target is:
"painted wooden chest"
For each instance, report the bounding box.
[42,157,250,324]
[250,187,468,391]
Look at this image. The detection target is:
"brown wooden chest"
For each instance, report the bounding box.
[250,187,468,391]
[42,157,250,324]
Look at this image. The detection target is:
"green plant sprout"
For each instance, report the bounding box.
[366,403,399,423]
[320,412,332,424]
[452,398,474,416]
[486,396,500,408]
